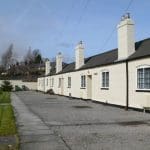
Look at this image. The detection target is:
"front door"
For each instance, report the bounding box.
[61,78,64,95]
[87,75,92,99]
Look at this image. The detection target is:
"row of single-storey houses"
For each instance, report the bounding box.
[37,13,150,109]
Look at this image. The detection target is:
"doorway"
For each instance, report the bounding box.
[61,78,64,95]
[87,75,92,100]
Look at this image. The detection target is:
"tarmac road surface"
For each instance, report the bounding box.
[11,91,150,150]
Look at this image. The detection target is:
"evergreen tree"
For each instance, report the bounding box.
[1,80,13,92]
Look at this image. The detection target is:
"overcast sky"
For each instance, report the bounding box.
[0,0,149,61]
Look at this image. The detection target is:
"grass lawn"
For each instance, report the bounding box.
[0,92,17,135]
[0,92,11,103]
[0,104,17,135]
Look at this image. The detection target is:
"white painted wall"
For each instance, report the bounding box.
[38,62,127,107]
[91,63,127,106]
[37,57,150,109]
[128,58,150,109]
[0,80,37,90]
[37,77,45,91]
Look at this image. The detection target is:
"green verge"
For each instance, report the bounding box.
[0,92,11,104]
[0,92,16,135]
[0,92,19,150]
[0,104,17,135]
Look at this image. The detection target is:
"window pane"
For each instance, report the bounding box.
[47,79,48,86]
[102,72,105,87]
[59,78,61,87]
[83,76,84,87]
[137,69,144,89]
[137,68,150,89]
[84,76,86,87]
[52,78,54,87]
[102,72,109,88]
[145,68,150,89]
[106,72,109,87]
[81,75,86,88]
[68,77,71,87]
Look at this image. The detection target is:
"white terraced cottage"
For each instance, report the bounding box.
[37,14,150,110]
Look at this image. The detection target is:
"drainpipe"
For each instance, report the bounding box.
[125,61,129,110]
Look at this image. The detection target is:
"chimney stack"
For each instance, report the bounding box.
[75,41,84,69]
[117,13,135,60]
[45,59,51,75]
[56,52,63,73]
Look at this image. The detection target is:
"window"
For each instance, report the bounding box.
[137,67,150,89]
[52,78,54,87]
[50,79,52,87]
[81,75,86,88]
[58,78,61,88]
[102,71,109,88]
[68,77,71,88]
[46,78,48,86]
[49,78,51,86]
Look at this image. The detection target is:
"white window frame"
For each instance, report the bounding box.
[81,75,86,88]
[136,65,150,91]
[101,71,109,89]
[68,77,71,88]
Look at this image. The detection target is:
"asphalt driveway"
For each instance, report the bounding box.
[11,91,150,150]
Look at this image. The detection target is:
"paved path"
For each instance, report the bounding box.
[12,91,150,150]
[11,93,68,150]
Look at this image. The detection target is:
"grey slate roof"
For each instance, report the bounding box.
[44,38,150,76]
[60,62,75,74]
[57,49,118,74]
[80,49,118,70]
[48,62,67,76]
[128,38,150,60]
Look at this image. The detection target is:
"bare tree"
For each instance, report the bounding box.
[24,48,42,64]
[24,47,33,64]
[32,49,42,64]
[0,66,5,74]
[1,44,14,69]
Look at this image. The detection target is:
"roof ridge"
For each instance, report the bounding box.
[136,37,150,43]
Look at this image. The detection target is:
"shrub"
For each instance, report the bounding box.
[22,85,29,91]
[0,81,13,92]
[15,85,22,91]
[46,89,55,95]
